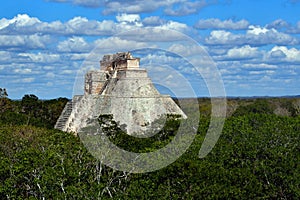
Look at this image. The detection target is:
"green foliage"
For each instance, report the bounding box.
[0,95,69,129]
[232,99,274,116]
[0,124,132,199]
[98,114,181,153]
[278,98,298,116]
[0,96,299,199]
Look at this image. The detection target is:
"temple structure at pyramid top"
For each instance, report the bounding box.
[55,52,186,136]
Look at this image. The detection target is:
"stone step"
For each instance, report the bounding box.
[54,101,73,130]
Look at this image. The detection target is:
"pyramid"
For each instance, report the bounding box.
[55,52,186,136]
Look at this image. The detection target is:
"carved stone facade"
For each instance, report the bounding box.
[55,52,186,136]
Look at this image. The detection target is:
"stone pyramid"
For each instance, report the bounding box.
[55,52,186,136]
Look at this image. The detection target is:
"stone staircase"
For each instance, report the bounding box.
[55,95,83,131]
[54,101,73,131]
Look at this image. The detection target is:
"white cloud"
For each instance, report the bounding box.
[114,27,187,43]
[247,25,269,35]
[266,19,289,30]
[205,30,237,45]
[142,53,183,65]
[226,45,261,60]
[61,69,74,75]
[0,51,11,61]
[249,70,275,75]
[65,16,116,35]
[0,14,116,36]
[267,46,300,62]
[70,53,89,61]
[93,37,151,53]
[18,52,61,63]
[194,18,249,30]
[168,43,206,57]
[116,13,142,27]
[57,37,92,53]
[242,63,278,70]
[0,14,41,32]
[13,68,32,74]
[159,21,188,32]
[205,26,298,46]
[12,77,35,83]
[0,14,65,35]
[0,34,51,50]
[143,16,165,26]
[0,14,190,43]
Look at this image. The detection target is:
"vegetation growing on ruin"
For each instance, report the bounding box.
[98,114,181,153]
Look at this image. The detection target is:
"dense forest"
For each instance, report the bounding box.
[0,89,299,199]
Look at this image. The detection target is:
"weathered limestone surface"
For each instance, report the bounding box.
[55,52,186,136]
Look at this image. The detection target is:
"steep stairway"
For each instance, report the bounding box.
[54,101,73,130]
[55,95,83,131]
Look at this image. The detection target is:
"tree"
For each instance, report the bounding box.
[21,94,40,125]
[232,99,274,116]
[21,94,39,114]
[0,88,11,113]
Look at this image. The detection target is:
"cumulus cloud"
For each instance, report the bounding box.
[194,18,249,30]
[116,14,141,24]
[93,37,151,53]
[0,14,65,35]
[65,16,116,35]
[0,34,51,50]
[57,37,92,53]
[205,26,298,46]
[0,14,188,38]
[168,43,206,57]
[159,21,188,32]
[267,46,300,63]
[266,19,289,30]
[142,16,166,26]
[115,27,187,43]
[0,14,42,34]
[0,14,116,36]
[18,52,61,63]
[226,45,261,60]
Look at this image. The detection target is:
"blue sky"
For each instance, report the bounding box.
[0,0,300,99]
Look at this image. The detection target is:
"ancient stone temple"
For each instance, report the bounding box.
[55,52,186,136]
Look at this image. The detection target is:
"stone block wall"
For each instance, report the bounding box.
[84,71,107,95]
